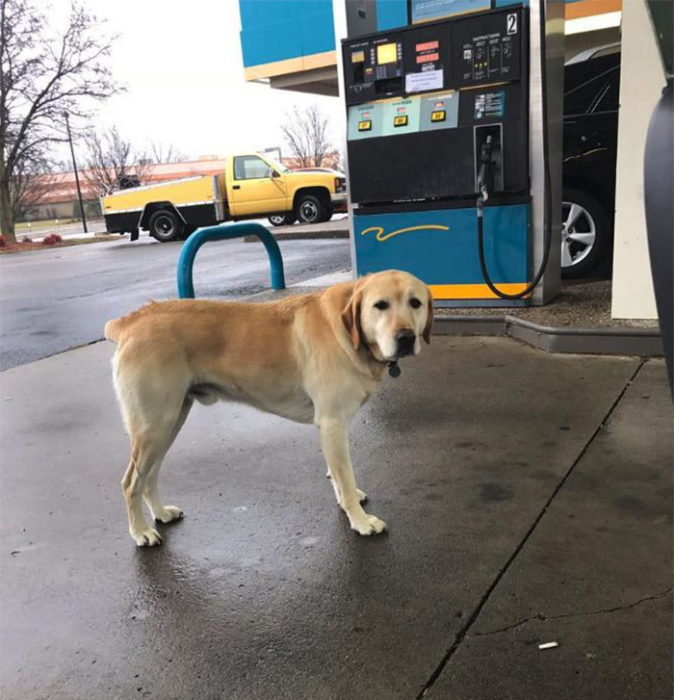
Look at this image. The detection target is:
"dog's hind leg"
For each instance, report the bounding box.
[123,420,184,547]
[122,433,166,546]
[115,355,190,546]
[143,397,193,525]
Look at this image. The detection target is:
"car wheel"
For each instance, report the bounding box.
[296,194,327,224]
[148,209,184,242]
[268,214,296,227]
[561,188,611,278]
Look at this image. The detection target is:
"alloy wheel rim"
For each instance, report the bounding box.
[561,201,596,268]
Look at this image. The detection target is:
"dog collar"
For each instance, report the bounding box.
[360,339,401,378]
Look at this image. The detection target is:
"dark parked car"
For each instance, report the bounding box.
[562,44,621,277]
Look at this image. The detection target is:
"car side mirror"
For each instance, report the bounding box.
[271,170,280,178]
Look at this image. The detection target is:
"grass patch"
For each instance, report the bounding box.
[0,235,127,255]
[15,219,79,232]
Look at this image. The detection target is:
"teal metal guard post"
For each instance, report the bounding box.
[177,222,286,298]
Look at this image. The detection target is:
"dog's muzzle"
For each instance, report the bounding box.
[395,329,416,358]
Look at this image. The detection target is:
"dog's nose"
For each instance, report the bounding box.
[395,329,416,357]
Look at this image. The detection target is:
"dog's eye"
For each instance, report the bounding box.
[409,297,422,309]
[374,300,389,311]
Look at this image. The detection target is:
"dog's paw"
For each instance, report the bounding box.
[356,489,368,504]
[132,527,163,547]
[351,514,387,536]
[153,505,184,524]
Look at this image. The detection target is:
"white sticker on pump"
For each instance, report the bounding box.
[405,69,443,93]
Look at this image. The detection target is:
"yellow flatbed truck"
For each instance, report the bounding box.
[101,153,347,242]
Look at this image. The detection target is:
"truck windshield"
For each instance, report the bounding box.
[264,156,290,174]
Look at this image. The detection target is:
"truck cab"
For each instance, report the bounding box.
[227,153,346,224]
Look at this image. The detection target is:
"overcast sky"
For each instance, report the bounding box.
[53,0,344,161]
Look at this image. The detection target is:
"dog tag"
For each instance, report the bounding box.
[388,362,401,378]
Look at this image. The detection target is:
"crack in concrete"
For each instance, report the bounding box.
[471,588,673,637]
[414,360,646,699]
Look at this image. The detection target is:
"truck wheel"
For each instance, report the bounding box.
[296,194,327,224]
[268,214,296,227]
[318,205,333,223]
[148,209,183,242]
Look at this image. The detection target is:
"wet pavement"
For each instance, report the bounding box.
[0,236,349,370]
[1,336,671,699]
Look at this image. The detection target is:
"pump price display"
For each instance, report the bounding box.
[431,110,446,122]
[393,115,408,127]
[358,120,372,131]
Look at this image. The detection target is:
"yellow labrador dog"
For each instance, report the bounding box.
[105,270,432,546]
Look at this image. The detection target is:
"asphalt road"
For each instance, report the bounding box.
[0,236,350,370]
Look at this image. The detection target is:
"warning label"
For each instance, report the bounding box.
[474,90,505,120]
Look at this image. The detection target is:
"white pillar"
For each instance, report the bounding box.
[332,1,358,279]
[611,0,665,320]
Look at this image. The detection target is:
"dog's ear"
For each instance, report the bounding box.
[422,292,434,345]
[341,281,364,350]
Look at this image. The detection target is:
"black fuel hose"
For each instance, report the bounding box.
[476,2,553,301]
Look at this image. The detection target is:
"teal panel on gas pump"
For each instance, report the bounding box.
[353,204,530,304]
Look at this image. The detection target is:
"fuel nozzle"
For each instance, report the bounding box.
[477,134,494,203]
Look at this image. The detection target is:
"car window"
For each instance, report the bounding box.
[590,67,620,112]
[564,55,621,116]
[233,156,272,180]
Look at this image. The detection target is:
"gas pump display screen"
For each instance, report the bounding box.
[343,7,524,105]
[376,42,398,65]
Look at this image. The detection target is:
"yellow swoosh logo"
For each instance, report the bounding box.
[361,224,449,242]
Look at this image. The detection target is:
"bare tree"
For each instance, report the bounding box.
[280,104,332,168]
[149,142,187,164]
[0,0,118,242]
[8,149,55,221]
[84,126,152,195]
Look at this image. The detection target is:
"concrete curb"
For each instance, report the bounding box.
[434,314,664,356]
[245,286,662,357]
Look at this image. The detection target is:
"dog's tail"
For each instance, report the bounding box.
[104,318,122,344]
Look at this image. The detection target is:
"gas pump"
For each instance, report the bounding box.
[341,2,561,307]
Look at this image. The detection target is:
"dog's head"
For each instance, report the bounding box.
[341,270,433,361]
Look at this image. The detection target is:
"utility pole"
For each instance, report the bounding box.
[64,112,88,233]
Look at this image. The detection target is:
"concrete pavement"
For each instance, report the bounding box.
[1,335,671,699]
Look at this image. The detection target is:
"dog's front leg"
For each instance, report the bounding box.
[318,418,386,536]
